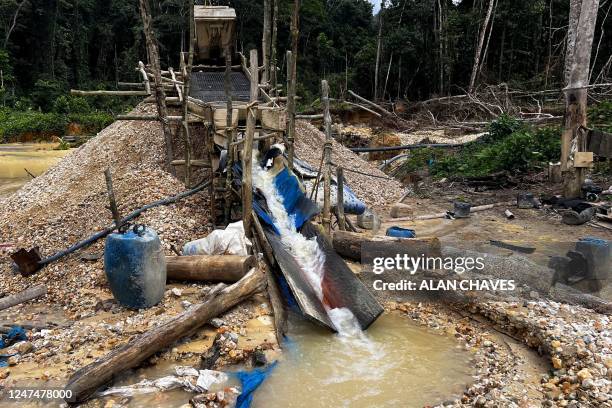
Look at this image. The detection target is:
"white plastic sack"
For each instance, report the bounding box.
[183,221,252,256]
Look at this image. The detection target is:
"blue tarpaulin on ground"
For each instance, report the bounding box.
[0,326,27,367]
[234,361,278,408]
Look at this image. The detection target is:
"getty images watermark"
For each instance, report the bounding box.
[369,253,517,292]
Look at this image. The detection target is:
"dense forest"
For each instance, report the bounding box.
[0,0,611,111]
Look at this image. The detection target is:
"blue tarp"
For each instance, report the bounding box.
[234,361,278,408]
[0,326,27,367]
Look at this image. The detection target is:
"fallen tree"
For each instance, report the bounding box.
[166,255,256,282]
[64,268,264,403]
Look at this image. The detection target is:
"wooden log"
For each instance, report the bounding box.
[348,90,393,117]
[336,167,345,231]
[71,90,149,96]
[170,159,210,168]
[295,114,323,120]
[0,285,47,312]
[64,268,264,403]
[166,255,256,282]
[332,231,442,262]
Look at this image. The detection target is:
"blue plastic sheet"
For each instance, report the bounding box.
[386,226,416,238]
[0,326,27,349]
[0,326,27,367]
[234,361,278,408]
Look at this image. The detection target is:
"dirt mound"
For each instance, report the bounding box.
[0,104,211,306]
[294,120,403,208]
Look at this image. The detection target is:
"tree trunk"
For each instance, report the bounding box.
[166,255,256,282]
[286,50,296,168]
[3,0,27,49]
[468,0,495,93]
[270,0,279,94]
[562,0,600,197]
[374,5,384,101]
[139,0,175,174]
[262,0,272,83]
[64,268,264,403]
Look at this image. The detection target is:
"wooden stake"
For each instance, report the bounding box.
[138,0,175,175]
[322,80,332,235]
[336,167,345,231]
[286,51,296,168]
[181,0,195,188]
[104,168,121,228]
[243,50,258,241]
[64,269,264,403]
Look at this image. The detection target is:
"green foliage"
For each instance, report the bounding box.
[69,112,114,133]
[53,95,91,114]
[588,101,612,133]
[54,139,71,150]
[429,117,561,178]
[0,108,68,141]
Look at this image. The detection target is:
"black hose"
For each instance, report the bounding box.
[40,180,212,266]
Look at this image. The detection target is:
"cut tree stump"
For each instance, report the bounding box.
[332,231,442,262]
[166,255,256,282]
[64,268,264,403]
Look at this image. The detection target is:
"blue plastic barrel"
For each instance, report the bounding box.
[386,226,416,238]
[104,225,166,309]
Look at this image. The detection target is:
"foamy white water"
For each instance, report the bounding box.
[251,154,364,336]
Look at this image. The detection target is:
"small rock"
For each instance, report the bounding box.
[7,356,19,366]
[552,357,563,370]
[0,368,10,379]
[17,341,33,354]
[252,350,267,367]
[210,318,225,328]
[171,288,182,297]
[576,368,591,381]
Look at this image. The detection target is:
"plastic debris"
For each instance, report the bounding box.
[234,362,278,408]
[183,221,252,256]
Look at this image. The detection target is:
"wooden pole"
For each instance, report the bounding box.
[243,49,259,241]
[262,0,272,84]
[181,0,195,188]
[286,51,296,168]
[138,0,175,175]
[0,285,47,312]
[224,44,235,225]
[64,268,264,403]
[336,167,345,231]
[104,168,121,228]
[322,80,332,235]
[270,0,279,95]
[166,255,256,282]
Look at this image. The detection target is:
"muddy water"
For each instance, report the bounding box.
[0,143,70,197]
[253,312,473,408]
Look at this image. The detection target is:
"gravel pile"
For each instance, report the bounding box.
[295,120,404,208]
[0,103,212,306]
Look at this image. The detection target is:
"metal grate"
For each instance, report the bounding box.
[189,71,252,103]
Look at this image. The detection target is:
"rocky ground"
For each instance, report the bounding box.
[0,110,609,408]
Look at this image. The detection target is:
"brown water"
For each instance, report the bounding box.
[85,313,473,408]
[253,312,473,408]
[0,143,70,197]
